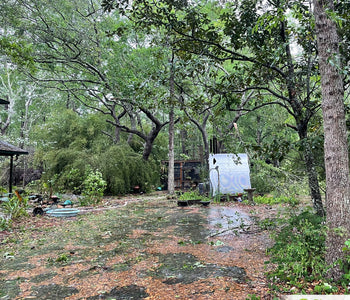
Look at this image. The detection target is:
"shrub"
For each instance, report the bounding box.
[34,122,161,195]
[266,209,327,284]
[80,170,106,205]
[39,148,91,193]
[63,168,86,193]
[98,145,160,195]
[250,162,279,194]
[253,195,299,206]
[250,159,308,196]
[1,196,28,220]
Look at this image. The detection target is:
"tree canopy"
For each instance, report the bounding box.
[0,0,349,207]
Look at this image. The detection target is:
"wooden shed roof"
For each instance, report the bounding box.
[0,140,28,156]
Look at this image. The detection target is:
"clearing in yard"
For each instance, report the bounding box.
[0,192,278,299]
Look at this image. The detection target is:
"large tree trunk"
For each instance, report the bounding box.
[142,127,162,161]
[314,0,350,280]
[201,126,209,165]
[127,113,136,145]
[142,138,154,161]
[298,129,325,217]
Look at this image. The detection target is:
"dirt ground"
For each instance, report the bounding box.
[0,192,282,299]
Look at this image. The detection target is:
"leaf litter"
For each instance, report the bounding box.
[0,192,278,299]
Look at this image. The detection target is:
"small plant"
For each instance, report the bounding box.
[257,218,277,230]
[178,190,201,200]
[178,190,211,202]
[0,216,11,231]
[81,169,107,205]
[1,196,28,220]
[47,253,70,266]
[313,282,338,294]
[212,193,223,203]
[208,240,224,246]
[55,253,69,263]
[200,196,211,202]
[246,295,261,300]
[0,186,7,194]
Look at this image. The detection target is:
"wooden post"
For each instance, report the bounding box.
[244,188,256,203]
[9,155,13,194]
[179,161,183,189]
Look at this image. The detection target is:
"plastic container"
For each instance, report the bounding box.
[46,208,80,217]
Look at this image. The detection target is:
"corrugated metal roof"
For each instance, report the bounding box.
[0,140,28,156]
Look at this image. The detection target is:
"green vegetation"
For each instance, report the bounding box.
[0,216,10,231]
[0,0,350,291]
[250,159,309,197]
[266,209,327,289]
[178,190,211,202]
[0,196,28,230]
[252,195,299,206]
[1,196,28,220]
[98,145,160,195]
[338,239,350,285]
[80,170,107,206]
[31,111,163,195]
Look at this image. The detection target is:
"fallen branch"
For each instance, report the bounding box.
[206,224,252,238]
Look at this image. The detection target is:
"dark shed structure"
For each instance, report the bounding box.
[0,98,29,193]
[0,140,28,193]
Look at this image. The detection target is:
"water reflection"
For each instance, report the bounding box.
[206,206,252,236]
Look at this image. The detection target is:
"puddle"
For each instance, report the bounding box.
[207,206,252,236]
[173,210,209,241]
[216,245,234,253]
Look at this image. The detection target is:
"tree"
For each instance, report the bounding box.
[167,51,175,195]
[103,0,326,215]
[0,0,33,69]
[216,0,324,215]
[0,63,17,136]
[313,0,350,280]
[3,0,173,161]
[178,59,223,165]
